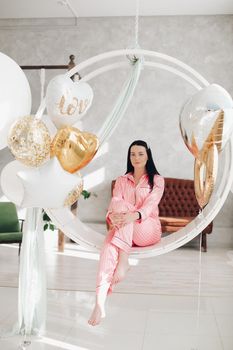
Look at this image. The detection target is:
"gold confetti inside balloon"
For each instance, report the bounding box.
[50,126,99,173]
[64,179,84,207]
[8,115,51,167]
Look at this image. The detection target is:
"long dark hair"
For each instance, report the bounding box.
[125,140,160,190]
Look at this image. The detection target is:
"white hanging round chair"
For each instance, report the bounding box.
[46,49,233,258]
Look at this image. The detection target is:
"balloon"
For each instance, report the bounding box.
[0,52,31,150]
[180,84,233,158]
[41,114,57,138]
[50,126,99,173]
[194,143,218,209]
[45,74,93,128]
[0,160,25,206]
[8,115,51,167]
[0,158,83,208]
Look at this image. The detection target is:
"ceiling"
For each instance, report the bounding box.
[0,0,233,19]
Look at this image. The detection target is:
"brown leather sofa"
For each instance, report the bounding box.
[111,177,213,252]
[158,177,213,252]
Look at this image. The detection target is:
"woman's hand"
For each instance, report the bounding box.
[109,212,139,228]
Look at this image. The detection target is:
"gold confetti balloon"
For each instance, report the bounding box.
[8,115,51,167]
[51,126,99,173]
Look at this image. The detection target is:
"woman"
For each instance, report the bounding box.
[88,140,164,326]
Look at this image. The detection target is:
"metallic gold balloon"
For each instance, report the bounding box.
[204,110,224,152]
[50,126,99,173]
[194,111,223,208]
[8,115,51,167]
[194,143,218,209]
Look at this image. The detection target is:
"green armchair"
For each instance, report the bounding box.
[0,202,24,255]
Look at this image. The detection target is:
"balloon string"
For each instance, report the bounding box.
[193,231,203,350]
[35,68,46,120]
[58,0,79,25]
[40,68,45,104]
[18,333,31,349]
[198,207,204,219]
[134,0,140,48]
[35,98,46,120]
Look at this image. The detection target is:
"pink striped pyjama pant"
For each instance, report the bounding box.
[96,198,161,295]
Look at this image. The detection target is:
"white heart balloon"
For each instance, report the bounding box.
[46,74,93,128]
[180,84,233,157]
[0,52,31,150]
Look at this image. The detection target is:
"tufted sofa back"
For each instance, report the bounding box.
[158,177,199,218]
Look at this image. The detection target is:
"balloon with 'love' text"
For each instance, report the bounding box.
[45,74,93,129]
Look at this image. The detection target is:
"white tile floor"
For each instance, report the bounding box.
[0,231,233,350]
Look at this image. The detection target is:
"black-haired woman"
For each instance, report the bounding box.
[88,140,164,326]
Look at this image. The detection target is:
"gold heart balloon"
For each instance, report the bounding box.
[50,126,99,173]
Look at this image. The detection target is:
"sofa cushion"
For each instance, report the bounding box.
[0,202,20,232]
[0,232,22,243]
[160,216,191,227]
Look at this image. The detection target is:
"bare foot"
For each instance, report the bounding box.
[112,256,130,284]
[88,304,105,326]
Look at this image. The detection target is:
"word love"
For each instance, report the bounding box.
[58,95,90,116]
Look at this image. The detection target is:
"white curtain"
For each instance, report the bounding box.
[17,208,46,336]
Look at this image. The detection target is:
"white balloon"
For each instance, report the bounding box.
[0,160,25,206]
[46,74,93,129]
[0,52,31,150]
[1,158,83,209]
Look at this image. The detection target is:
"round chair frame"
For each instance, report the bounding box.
[46,49,233,258]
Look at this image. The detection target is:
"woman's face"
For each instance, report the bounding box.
[130,145,148,171]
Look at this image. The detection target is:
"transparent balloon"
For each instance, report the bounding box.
[180,84,233,158]
[8,115,51,167]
